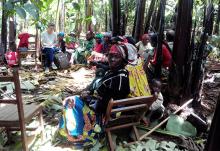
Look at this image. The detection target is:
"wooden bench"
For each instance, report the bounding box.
[0,68,44,151]
[105,95,156,151]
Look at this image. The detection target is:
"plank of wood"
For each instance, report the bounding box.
[0,104,41,123]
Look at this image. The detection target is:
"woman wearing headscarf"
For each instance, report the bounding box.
[103,32,112,54]
[74,31,95,64]
[135,34,153,61]
[93,33,103,53]
[58,44,130,147]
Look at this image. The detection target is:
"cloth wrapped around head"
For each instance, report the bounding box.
[109,44,128,63]
[95,33,103,39]
[58,32,65,37]
[110,43,138,65]
[103,32,112,38]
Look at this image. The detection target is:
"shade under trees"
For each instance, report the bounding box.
[168,0,193,104]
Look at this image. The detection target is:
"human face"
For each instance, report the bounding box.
[47,26,55,34]
[86,33,92,40]
[58,36,63,41]
[152,81,161,93]
[104,36,110,43]
[108,53,123,70]
[95,38,102,44]
[142,35,149,45]
[150,39,157,47]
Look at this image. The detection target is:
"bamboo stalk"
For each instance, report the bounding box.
[139,99,193,140]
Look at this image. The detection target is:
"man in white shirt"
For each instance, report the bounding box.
[41,23,57,72]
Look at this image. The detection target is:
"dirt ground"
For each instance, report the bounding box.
[1,58,220,151]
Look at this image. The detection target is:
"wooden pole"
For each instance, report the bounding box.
[139,99,193,140]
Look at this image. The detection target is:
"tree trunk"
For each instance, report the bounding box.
[206,3,214,35]
[144,0,157,33]
[154,1,161,32]
[59,0,65,32]
[151,10,157,32]
[121,0,128,35]
[205,93,220,151]
[55,0,60,32]
[171,5,178,29]
[109,1,112,32]
[85,0,93,31]
[132,1,138,37]
[1,0,8,53]
[121,13,126,35]
[203,3,206,28]
[191,2,214,99]
[213,1,220,34]
[134,0,146,42]
[168,0,193,104]
[105,2,108,31]
[9,16,16,51]
[112,0,121,36]
[154,0,166,78]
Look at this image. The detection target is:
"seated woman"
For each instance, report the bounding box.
[93,33,103,53]
[74,31,95,64]
[135,34,153,63]
[103,32,112,54]
[146,33,172,81]
[58,44,130,147]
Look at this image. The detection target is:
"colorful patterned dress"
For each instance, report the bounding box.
[58,69,130,147]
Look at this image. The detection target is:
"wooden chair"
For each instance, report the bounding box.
[18,29,40,68]
[105,95,156,151]
[0,68,44,151]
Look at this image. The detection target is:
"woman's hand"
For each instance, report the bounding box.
[80,91,90,101]
[63,96,76,108]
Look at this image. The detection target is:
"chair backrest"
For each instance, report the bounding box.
[105,95,156,124]
[0,68,23,106]
[28,34,36,50]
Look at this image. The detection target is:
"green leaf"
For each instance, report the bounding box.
[24,3,39,20]
[84,16,92,23]
[4,2,14,10]
[15,7,26,19]
[72,2,80,11]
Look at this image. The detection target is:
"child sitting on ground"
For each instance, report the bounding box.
[56,32,66,53]
[143,79,165,126]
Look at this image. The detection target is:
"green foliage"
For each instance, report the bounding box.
[15,7,26,19]
[72,2,81,11]
[23,3,39,20]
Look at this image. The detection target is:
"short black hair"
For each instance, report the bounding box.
[152,79,162,89]
[166,30,175,42]
[149,33,158,44]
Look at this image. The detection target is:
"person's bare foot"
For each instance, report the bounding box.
[141,117,150,127]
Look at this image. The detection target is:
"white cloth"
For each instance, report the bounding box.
[135,41,152,57]
[150,92,164,111]
[41,31,57,48]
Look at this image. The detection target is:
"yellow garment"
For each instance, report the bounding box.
[126,59,151,97]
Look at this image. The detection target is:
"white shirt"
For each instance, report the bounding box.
[135,41,153,57]
[41,31,57,48]
[150,92,164,111]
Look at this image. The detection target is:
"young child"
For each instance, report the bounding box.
[143,79,165,125]
[56,32,66,53]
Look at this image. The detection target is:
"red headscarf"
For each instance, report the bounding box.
[109,44,128,61]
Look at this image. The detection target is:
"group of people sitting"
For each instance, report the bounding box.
[35,24,174,146]
[17,23,175,147]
